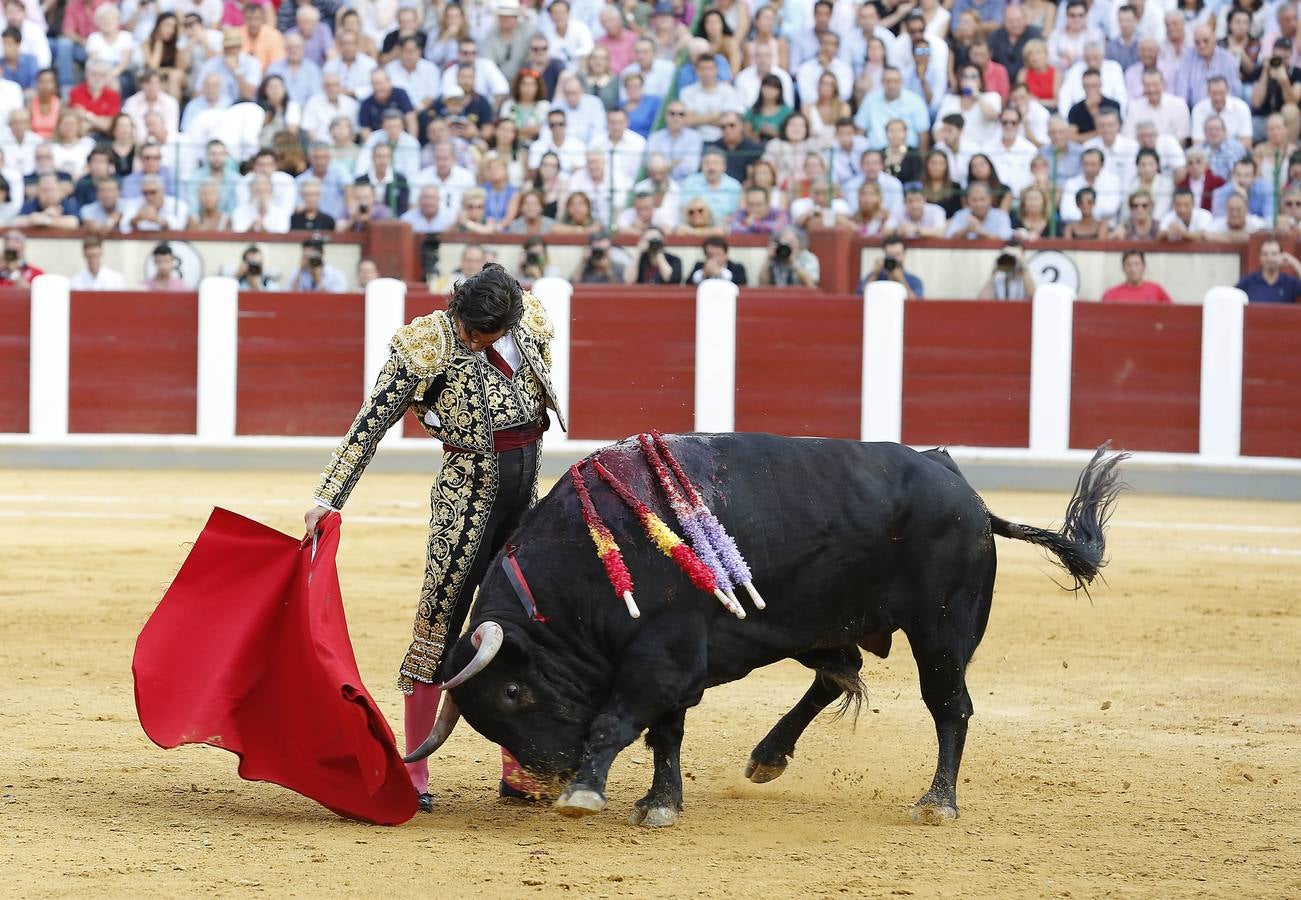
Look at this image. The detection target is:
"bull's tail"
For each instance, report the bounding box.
[990,444,1129,593]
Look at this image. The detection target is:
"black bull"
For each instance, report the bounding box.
[415,433,1126,826]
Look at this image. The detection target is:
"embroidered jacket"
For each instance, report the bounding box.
[314,292,565,509]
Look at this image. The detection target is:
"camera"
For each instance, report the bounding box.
[647,237,663,255]
[3,248,17,263]
[358,203,370,215]
[305,250,323,268]
[882,256,899,273]
[589,246,606,263]
[524,251,544,268]
[995,252,1017,273]
[774,242,792,262]
[246,261,262,277]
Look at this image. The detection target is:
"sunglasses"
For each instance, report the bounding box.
[667,110,686,116]
[688,207,708,214]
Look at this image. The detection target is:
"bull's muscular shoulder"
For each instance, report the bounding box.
[518,290,554,341]
[391,311,453,376]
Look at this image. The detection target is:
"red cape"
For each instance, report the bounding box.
[133,508,418,825]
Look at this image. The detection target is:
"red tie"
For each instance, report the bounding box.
[485,346,513,378]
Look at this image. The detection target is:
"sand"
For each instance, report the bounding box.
[1,467,1298,898]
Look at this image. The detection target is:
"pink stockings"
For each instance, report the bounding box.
[403,683,545,797]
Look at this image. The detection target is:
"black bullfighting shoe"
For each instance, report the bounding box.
[418,792,434,813]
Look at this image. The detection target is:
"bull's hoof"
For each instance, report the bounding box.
[911,802,959,825]
[744,756,788,783]
[628,805,681,828]
[553,786,606,817]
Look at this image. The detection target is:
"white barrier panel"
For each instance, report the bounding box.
[1199,286,1248,459]
[29,274,70,438]
[363,278,408,447]
[1029,284,1076,453]
[531,277,573,425]
[694,279,739,432]
[861,280,905,443]
[196,277,239,440]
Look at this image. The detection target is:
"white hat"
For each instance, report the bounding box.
[443,84,466,100]
[494,0,521,15]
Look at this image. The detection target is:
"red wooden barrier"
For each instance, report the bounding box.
[236,292,365,436]
[569,286,695,439]
[902,301,1032,448]
[1241,305,1301,458]
[0,288,29,433]
[735,290,861,438]
[1070,303,1202,452]
[68,290,198,434]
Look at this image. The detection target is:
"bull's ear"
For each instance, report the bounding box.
[496,625,534,666]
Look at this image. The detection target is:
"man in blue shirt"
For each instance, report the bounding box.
[855,67,930,148]
[859,236,924,298]
[358,69,415,140]
[679,149,743,224]
[945,182,1014,239]
[1236,237,1301,303]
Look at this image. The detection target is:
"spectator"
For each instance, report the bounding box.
[617,189,674,235]
[28,68,60,140]
[294,142,347,220]
[198,30,261,105]
[694,7,740,75]
[946,181,1014,239]
[356,257,380,289]
[1212,157,1274,220]
[1133,118,1187,176]
[505,189,555,235]
[761,112,822,192]
[14,174,78,229]
[758,227,818,287]
[4,25,38,94]
[429,243,488,292]
[286,236,346,291]
[861,234,924,297]
[1125,148,1175,221]
[1209,193,1266,243]
[986,106,1037,196]
[1049,1,1102,70]
[1058,42,1128,121]
[398,184,453,233]
[592,108,648,185]
[354,142,409,217]
[894,11,947,110]
[359,109,420,183]
[856,66,930,148]
[687,234,747,285]
[236,148,295,213]
[377,6,426,66]
[1060,147,1122,222]
[288,177,334,231]
[69,235,126,290]
[417,140,478,219]
[81,177,128,234]
[991,5,1041,81]
[123,70,180,143]
[141,242,188,291]
[527,109,587,175]
[323,27,377,100]
[1085,109,1139,186]
[1235,236,1301,302]
[551,72,607,144]
[795,31,853,110]
[555,188,601,234]
[1192,77,1254,150]
[4,0,47,71]
[240,0,285,70]
[919,148,963,216]
[705,112,762,184]
[1014,183,1061,239]
[633,153,683,229]
[1098,251,1170,304]
[576,229,624,284]
[647,100,704,181]
[125,174,189,231]
[621,72,660,139]
[1118,190,1160,240]
[301,72,359,145]
[522,30,566,99]
[788,0,833,69]
[887,183,948,238]
[48,110,94,179]
[565,149,628,227]
[622,36,676,104]
[138,13,188,103]
[804,70,851,144]
[481,0,535,83]
[786,175,848,231]
[851,182,891,236]
[596,4,638,73]
[0,229,39,285]
[234,244,278,291]
[1250,36,1301,139]
[1063,187,1112,240]
[746,3,790,74]
[1125,69,1190,143]
[677,53,744,145]
[72,145,114,208]
[358,69,415,140]
[268,32,324,107]
[1175,24,1241,106]
[539,0,592,67]
[979,240,1036,299]
[1038,116,1083,186]
[1019,39,1060,111]
[1158,188,1213,241]
[624,227,682,284]
[1067,68,1120,141]
[680,149,743,225]
[69,60,121,137]
[188,179,230,230]
[729,185,788,235]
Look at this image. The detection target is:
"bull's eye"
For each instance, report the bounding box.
[505,682,520,701]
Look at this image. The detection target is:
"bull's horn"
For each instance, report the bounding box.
[440,621,504,690]
[403,694,460,763]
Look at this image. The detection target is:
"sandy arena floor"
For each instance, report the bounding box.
[1,466,1299,898]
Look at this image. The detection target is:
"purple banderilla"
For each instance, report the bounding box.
[641,431,766,611]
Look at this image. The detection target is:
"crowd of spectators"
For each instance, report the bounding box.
[1,0,1300,299]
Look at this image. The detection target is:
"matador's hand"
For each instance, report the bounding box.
[304,505,330,536]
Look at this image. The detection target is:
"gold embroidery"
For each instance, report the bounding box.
[392,313,453,376]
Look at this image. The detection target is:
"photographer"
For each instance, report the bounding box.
[517,237,560,288]
[978,240,1037,300]
[758,227,819,287]
[235,245,278,291]
[859,236,923,298]
[577,230,626,284]
[0,230,42,287]
[287,236,348,292]
[1250,37,1301,136]
[625,227,683,284]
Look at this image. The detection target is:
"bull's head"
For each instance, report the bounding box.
[402,617,594,786]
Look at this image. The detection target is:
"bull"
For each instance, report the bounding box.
[407,433,1126,826]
